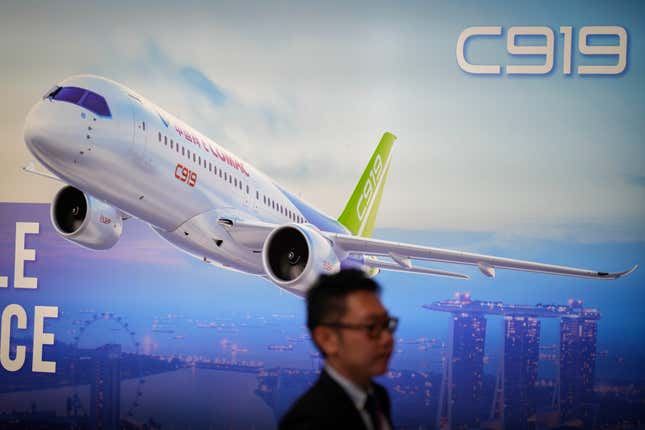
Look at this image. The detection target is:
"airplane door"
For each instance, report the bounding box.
[131,99,146,160]
[243,178,258,212]
[242,179,250,209]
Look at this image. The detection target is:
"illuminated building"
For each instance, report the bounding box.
[448,312,487,429]
[426,294,601,429]
[90,344,121,430]
[502,315,540,430]
[559,303,600,423]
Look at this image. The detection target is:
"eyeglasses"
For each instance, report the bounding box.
[321,316,399,339]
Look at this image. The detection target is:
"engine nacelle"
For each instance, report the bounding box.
[50,186,123,250]
[262,224,341,295]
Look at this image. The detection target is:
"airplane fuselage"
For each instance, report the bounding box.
[25,75,349,275]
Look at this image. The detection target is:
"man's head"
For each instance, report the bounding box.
[306,269,396,388]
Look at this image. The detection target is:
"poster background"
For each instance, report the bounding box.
[1,1,643,429]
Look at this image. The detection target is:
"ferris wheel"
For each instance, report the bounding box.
[68,311,146,419]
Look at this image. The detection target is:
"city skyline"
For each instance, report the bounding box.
[1,293,638,429]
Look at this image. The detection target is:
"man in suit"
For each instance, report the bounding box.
[279,269,398,430]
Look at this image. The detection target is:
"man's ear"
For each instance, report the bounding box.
[312,326,339,357]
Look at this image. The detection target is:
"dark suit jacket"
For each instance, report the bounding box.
[278,369,392,430]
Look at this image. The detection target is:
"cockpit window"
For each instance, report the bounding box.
[54,86,85,104]
[49,86,112,118]
[43,86,61,99]
[82,92,111,117]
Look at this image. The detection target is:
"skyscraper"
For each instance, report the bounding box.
[559,304,600,424]
[446,312,487,429]
[90,344,121,430]
[502,315,540,430]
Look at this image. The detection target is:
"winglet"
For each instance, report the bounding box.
[338,132,396,237]
[599,264,638,279]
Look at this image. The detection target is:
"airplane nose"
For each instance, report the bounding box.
[24,101,56,157]
[24,99,85,163]
[24,103,40,152]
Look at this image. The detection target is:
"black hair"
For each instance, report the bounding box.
[306,269,381,332]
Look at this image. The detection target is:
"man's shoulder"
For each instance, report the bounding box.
[278,371,362,430]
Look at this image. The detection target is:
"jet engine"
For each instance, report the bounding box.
[50,186,123,250]
[262,224,341,294]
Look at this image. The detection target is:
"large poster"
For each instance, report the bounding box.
[1,2,643,429]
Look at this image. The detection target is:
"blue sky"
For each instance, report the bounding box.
[0,0,643,243]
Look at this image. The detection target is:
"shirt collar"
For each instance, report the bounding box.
[324,363,372,410]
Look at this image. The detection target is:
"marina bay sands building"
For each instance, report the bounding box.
[445,311,486,429]
[502,315,541,430]
[559,301,600,423]
[425,294,600,430]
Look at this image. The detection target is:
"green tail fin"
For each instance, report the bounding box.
[337,132,396,237]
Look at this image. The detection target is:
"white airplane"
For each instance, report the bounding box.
[23,75,636,295]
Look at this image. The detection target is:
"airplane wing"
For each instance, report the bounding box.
[223,219,276,251]
[327,232,637,280]
[223,220,637,280]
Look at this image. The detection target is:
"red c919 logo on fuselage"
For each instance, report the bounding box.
[175,163,197,187]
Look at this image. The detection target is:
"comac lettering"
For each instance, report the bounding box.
[175,126,250,177]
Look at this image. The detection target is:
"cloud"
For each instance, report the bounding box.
[179,66,227,106]
[626,175,645,188]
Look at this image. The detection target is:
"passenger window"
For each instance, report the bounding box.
[256,191,259,199]
[224,172,227,181]
[246,185,249,194]
[164,136,168,145]
[234,178,238,187]
[182,146,185,156]
[158,132,162,142]
[187,149,191,159]
[209,162,212,172]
